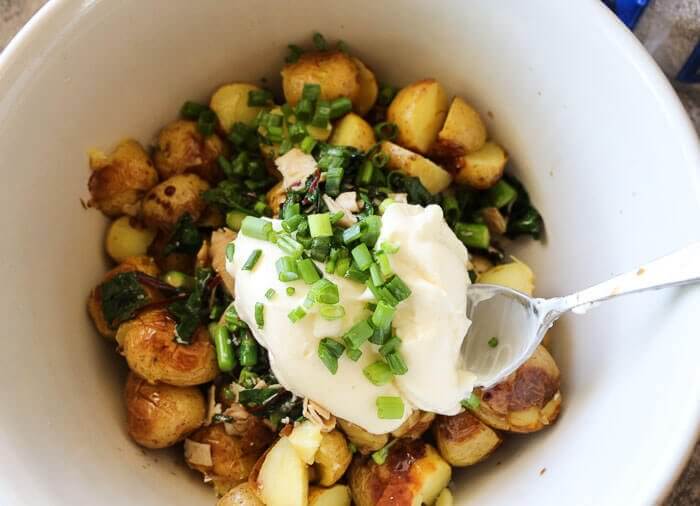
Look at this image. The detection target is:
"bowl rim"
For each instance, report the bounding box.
[0,0,698,503]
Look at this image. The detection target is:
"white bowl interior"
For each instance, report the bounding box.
[0,1,698,505]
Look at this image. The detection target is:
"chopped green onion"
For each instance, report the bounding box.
[371,152,389,169]
[282,214,305,233]
[462,393,481,410]
[253,200,271,217]
[379,336,401,356]
[356,160,374,186]
[197,109,217,136]
[376,253,393,278]
[312,32,327,51]
[223,305,241,329]
[320,304,346,320]
[441,192,460,225]
[276,256,300,282]
[381,242,400,254]
[248,89,273,106]
[345,264,369,283]
[276,233,304,258]
[283,202,301,219]
[329,97,352,119]
[488,337,499,348]
[300,135,317,154]
[376,396,404,419]
[254,302,265,329]
[385,275,411,302]
[386,351,408,375]
[369,325,391,346]
[239,335,258,366]
[296,98,314,121]
[265,288,276,300]
[302,83,321,102]
[351,243,373,271]
[238,367,259,388]
[334,256,351,277]
[371,301,396,329]
[308,213,332,238]
[309,237,330,262]
[242,249,262,271]
[363,361,394,386]
[180,101,208,119]
[286,286,296,296]
[454,222,491,249]
[371,440,397,465]
[374,122,398,141]
[343,319,374,348]
[369,262,385,286]
[325,166,344,197]
[288,122,307,143]
[211,324,236,372]
[377,84,397,106]
[297,258,321,284]
[346,347,362,361]
[225,243,235,262]
[241,216,272,240]
[343,223,362,244]
[226,210,247,231]
[279,138,293,155]
[379,198,395,214]
[163,271,195,291]
[329,211,345,224]
[309,278,340,304]
[360,215,382,247]
[487,180,518,208]
[311,100,331,128]
[288,306,307,323]
[286,44,303,63]
[318,337,345,374]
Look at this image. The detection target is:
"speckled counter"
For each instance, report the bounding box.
[0,0,697,504]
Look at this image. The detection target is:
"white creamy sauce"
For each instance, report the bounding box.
[226,203,475,434]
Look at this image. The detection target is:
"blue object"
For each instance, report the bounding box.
[677,42,700,83]
[602,0,650,30]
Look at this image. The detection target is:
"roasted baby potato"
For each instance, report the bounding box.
[124,372,205,449]
[189,421,275,494]
[266,181,286,217]
[141,174,210,230]
[391,410,435,440]
[349,440,451,506]
[210,83,266,133]
[105,216,157,263]
[435,488,454,506]
[153,120,226,182]
[116,308,218,386]
[88,139,158,217]
[87,256,160,338]
[217,483,264,506]
[351,57,378,116]
[281,51,361,106]
[477,258,535,296]
[308,485,352,506]
[337,418,388,455]
[454,141,507,190]
[472,345,562,433]
[469,254,494,277]
[387,78,448,154]
[330,112,376,151]
[313,429,352,486]
[250,436,309,506]
[381,141,452,194]
[288,420,324,465]
[433,410,501,466]
[432,97,487,157]
[209,228,236,295]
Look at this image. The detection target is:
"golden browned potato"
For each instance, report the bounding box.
[124,372,205,449]
[308,485,352,506]
[88,139,158,217]
[391,410,435,440]
[250,436,308,506]
[387,79,448,154]
[472,345,562,433]
[433,410,501,467]
[477,258,535,296]
[469,254,494,277]
[281,51,361,106]
[381,141,452,194]
[454,141,507,190]
[288,420,323,465]
[330,113,376,151]
[105,216,157,263]
[153,120,226,182]
[435,488,454,506]
[337,418,388,455]
[189,421,275,495]
[141,174,210,230]
[349,440,451,506]
[217,483,264,506]
[266,181,286,217]
[210,83,267,133]
[432,97,487,157]
[210,228,236,295]
[87,256,160,339]
[313,430,352,486]
[351,57,378,116]
[116,308,218,386]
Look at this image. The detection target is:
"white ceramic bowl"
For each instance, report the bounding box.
[0,1,698,504]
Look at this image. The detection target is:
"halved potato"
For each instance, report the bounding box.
[337,418,388,455]
[435,488,454,506]
[217,482,264,506]
[433,410,501,466]
[288,420,323,465]
[105,216,157,263]
[330,113,376,151]
[432,97,487,157]
[210,83,266,132]
[351,57,378,116]
[454,141,507,190]
[386,78,448,154]
[251,436,308,506]
[349,440,451,506]
[477,258,535,296]
[313,430,352,486]
[308,485,352,506]
[381,141,452,194]
[391,410,435,440]
[281,51,361,106]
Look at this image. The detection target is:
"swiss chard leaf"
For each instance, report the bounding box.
[163,214,203,255]
[238,387,281,406]
[100,272,150,329]
[168,268,213,344]
[387,172,435,206]
[503,175,544,240]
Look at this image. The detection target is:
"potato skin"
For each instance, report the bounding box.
[313,430,352,486]
[308,485,352,506]
[105,216,157,263]
[351,57,378,116]
[281,51,361,106]
[116,308,218,386]
[433,410,501,466]
[330,112,376,151]
[141,174,210,230]
[124,372,205,449]
[153,120,226,182]
[88,139,158,217]
[217,483,264,506]
[87,256,160,339]
[472,345,562,433]
[477,259,535,296]
[453,141,507,190]
[381,141,452,194]
[210,83,266,133]
[391,410,435,440]
[337,418,388,455]
[432,97,487,157]
[265,181,286,217]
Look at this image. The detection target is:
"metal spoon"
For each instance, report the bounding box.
[463,242,700,388]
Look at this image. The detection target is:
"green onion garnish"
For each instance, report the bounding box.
[343,319,374,349]
[325,166,344,197]
[334,256,351,277]
[225,243,236,262]
[319,304,346,321]
[282,214,305,233]
[242,249,262,271]
[329,97,352,119]
[361,216,382,247]
[454,222,491,250]
[386,352,408,375]
[371,301,396,329]
[276,256,300,282]
[377,84,397,106]
[254,302,265,329]
[376,396,404,419]
[312,32,327,51]
[379,198,395,215]
[312,100,331,128]
[385,275,411,302]
[345,264,370,283]
[300,135,317,154]
[462,393,481,410]
[279,139,293,155]
[441,192,460,225]
[343,223,363,244]
[351,243,373,271]
[225,211,247,232]
[197,109,217,137]
[369,325,390,346]
[371,440,397,465]
[488,337,499,348]
[276,233,304,258]
[288,122,307,143]
[363,361,394,386]
[379,336,401,356]
[309,278,340,304]
[376,253,393,278]
[241,216,272,241]
[288,306,307,323]
[239,335,258,366]
[346,347,362,361]
[374,122,398,141]
[297,258,321,284]
[286,286,296,296]
[487,180,518,208]
[302,83,321,101]
[308,213,333,238]
[329,210,345,224]
[211,324,236,372]
[356,160,374,186]
[296,98,314,121]
[318,337,345,374]
[381,242,400,254]
[283,202,300,219]
[265,288,276,300]
[369,262,385,286]
[180,101,208,119]
[248,89,273,107]
[285,44,303,63]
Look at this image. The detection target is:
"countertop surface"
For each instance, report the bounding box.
[1,0,698,504]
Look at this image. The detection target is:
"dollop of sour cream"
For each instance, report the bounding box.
[227,203,475,434]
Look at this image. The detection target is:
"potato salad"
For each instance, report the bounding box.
[85,33,560,506]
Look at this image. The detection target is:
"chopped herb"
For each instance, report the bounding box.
[286,286,296,296]
[255,302,265,329]
[265,288,276,300]
[239,387,280,406]
[225,243,235,262]
[376,396,404,419]
[363,360,393,385]
[100,272,150,329]
[461,392,481,410]
[488,337,499,348]
[288,306,307,323]
[163,214,203,255]
[242,249,263,271]
[318,337,346,374]
[312,32,327,51]
[168,268,213,344]
[371,439,398,465]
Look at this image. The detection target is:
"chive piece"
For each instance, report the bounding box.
[301,83,321,101]
[318,337,345,374]
[241,216,272,240]
[377,84,397,106]
[181,101,208,119]
[343,319,374,349]
[379,336,401,356]
[211,324,236,372]
[276,233,304,258]
[300,135,317,154]
[283,202,300,219]
[312,32,327,51]
[454,222,491,249]
[488,337,499,348]
[487,180,518,208]
[282,214,305,233]
[308,213,332,238]
[371,152,389,169]
[279,138,293,155]
[376,253,393,278]
[369,325,391,346]
[286,287,296,296]
[254,302,265,329]
[374,122,398,141]
[371,301,396,329]
[242,249,262,271]
[360,215,382,247]
[371,441,397,465]
[286,44,303,63]
[309,278,340,304]
[329,97,353,119]
[376,396,404,419]
[312,100,331,128]
[276,256,300,282]
[163,271,196,291]
[363,361,394,386]
[441,192,460,225]
[351,243,373,271]
[356,160,374,186]
[379,198,395,215]
[319,304,345,320]
[343,223,363,244]
[385,275,411,302]
[345,263,369,283]
[226,210,247,231]
[197,109,217,136]
[462,393,481,410]
[386,351,408,375]
[334,256,351,277]
[381,241,400,254]
[265,288,276,300]
[325,166,344,197]
[369,263,384,287]
[346,347,362,361]
[329,211,345,224]
[248,89,273,106]
[297,258,321,284]
[288,306,307,323]
[239,335,258,366]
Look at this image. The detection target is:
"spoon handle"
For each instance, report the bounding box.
[551,242,700,314]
